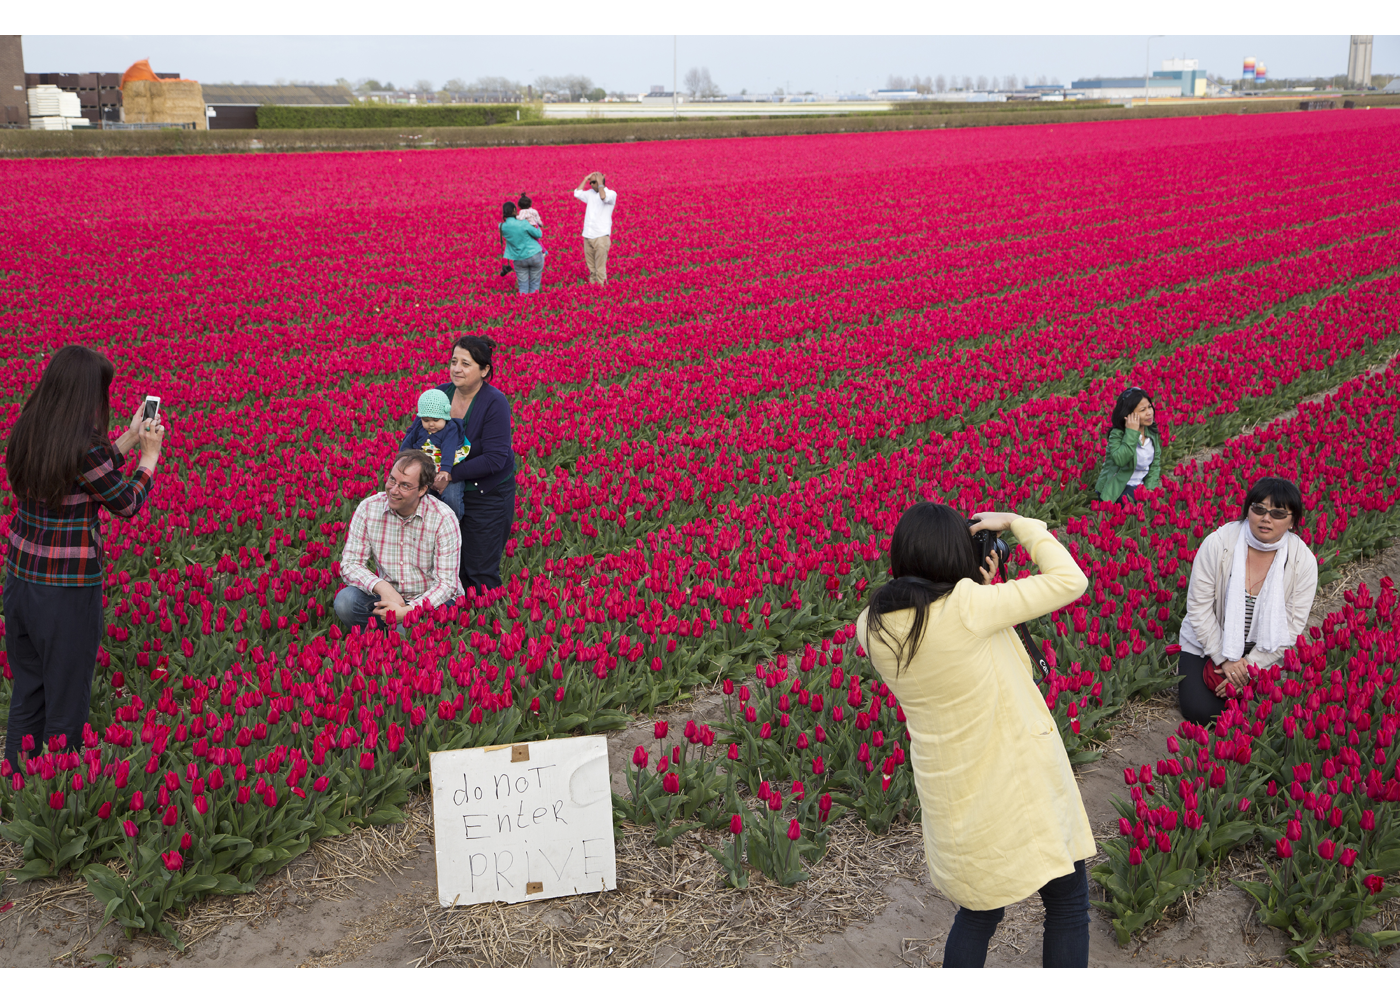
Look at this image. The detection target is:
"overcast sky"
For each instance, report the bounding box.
[21,35,1398,95]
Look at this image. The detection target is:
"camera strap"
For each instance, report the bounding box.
[1015,622,1050,682]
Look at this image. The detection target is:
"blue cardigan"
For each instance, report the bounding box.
[436,381,517,495]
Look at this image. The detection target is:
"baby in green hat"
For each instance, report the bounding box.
[399,388,469,518]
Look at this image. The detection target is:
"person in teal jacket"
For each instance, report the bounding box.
[499,202,544,295]
[1095,387,1163,504]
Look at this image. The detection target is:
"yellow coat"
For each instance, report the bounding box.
[855,518,1095,910]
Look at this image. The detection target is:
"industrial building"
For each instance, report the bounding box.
[1072,59,1207,100]
[202,84,355,129]
[1348,36,1374,89]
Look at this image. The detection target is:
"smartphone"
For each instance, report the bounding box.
[143,395,161,421]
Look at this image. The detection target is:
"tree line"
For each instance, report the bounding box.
[885,73,1063,93]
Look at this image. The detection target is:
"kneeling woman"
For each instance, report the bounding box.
[857,504,1093,968]
[1096,387,1162,504]
[1177,477,1318,726]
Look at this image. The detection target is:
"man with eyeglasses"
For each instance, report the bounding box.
[333,450,465,632]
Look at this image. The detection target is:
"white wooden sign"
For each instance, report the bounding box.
[429,735,616,907]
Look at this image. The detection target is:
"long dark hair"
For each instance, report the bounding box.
[5,345,114,510]
[865,502,982,674]
[452,334,497,382]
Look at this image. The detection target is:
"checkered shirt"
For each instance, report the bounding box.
[338,492,464,611]
[5,438,155,587]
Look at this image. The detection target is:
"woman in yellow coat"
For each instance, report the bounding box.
[856,504,1094,967]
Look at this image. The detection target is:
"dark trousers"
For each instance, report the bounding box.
[1177,650,1225,726]
[1115,483,1140,505]
[3,575,103,770]
[459,484,515,598]
[942,860,1089,968]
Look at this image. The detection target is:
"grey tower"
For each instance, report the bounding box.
[1347,36,1373,90]
[1,35,26,127]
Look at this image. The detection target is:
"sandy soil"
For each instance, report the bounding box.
[3,544,1399,968]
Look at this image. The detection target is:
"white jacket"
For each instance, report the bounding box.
[1179,520,1318,669]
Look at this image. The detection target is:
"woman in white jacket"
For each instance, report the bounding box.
[1177,477,1318,724]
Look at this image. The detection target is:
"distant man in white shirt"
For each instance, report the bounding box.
[573,171,617,286]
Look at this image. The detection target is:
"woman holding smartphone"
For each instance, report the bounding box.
[856,504,1093,967]
[3,345,164,770]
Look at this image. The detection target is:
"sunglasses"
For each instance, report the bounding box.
[1249,503,1292,521]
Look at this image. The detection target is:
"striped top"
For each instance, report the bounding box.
[1241,593,1256,656]
[5,437,154,587]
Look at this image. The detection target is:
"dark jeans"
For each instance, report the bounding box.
[1115,483,1140,505]
[459,484,515,598]
[942,860,1089,968]
[332,586,405,635]
[1177,650,1225,726]
[3,575,103,770]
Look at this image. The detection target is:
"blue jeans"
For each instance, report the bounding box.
[942,860,1089,968]
[514,252,543,294]
[333,586,406,635]
[436,479,465,519]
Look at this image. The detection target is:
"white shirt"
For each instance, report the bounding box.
[573,186,617,239]
[1126,437,1154,487]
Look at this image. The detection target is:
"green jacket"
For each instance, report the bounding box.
[1095,426,1162,502]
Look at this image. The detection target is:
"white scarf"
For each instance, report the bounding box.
[1220,522,1289,661]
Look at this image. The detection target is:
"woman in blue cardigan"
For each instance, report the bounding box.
[436,335,517,597]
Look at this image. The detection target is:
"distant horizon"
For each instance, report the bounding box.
[20,36,1398,99]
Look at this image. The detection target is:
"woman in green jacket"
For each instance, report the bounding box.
[1095,387,1162,504]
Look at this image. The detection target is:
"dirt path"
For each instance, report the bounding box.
[4,544,1399,969]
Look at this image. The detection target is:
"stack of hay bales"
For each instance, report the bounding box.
[121,78,207,129]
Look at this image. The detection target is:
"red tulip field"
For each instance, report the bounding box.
[2,110,1400,963]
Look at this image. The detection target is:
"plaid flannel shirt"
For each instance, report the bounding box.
[338,492,464,612]
[5,437,154,587]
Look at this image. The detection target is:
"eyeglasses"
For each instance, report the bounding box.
[1249,503,1292,521]
[1118,386,1143,400]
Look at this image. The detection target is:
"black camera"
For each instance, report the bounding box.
[969,518,1010,581]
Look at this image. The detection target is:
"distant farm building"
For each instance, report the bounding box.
[202,84,355,129]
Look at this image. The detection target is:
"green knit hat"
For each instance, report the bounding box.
[417,389,451,421]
